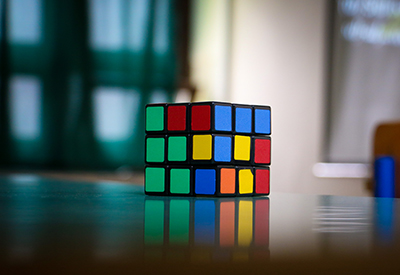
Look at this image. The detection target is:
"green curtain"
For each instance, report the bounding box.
[0,0,180,170]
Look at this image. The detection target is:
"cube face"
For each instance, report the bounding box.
[168,136,188,162]
[238,169,254,195]
[145,101,271,197]
[254,108,271,135]
[219,168,236,195]
[234,135,251,161]
[191,105,211,131]
[255,168,270,195]
[146,137,165,163]
[235,106,252,134]
[170,168,191,194]
[214,104,232,132]
[146,106,165,132]
[145,167,166,193]
[254,137,271,165]
[192,135,212,160]
[214,135,232,163]
[168,105,188,131]
[195,169,216,195]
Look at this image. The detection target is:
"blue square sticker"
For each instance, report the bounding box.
[255,109,271,134]
[235,107,252,133]
[195,169,216,195]
[214,136,232,162]
[214,105,232,131]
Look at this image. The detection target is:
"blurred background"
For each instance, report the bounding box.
[1,0,400,196]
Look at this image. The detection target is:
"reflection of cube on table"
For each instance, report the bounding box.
[144,101,271,197]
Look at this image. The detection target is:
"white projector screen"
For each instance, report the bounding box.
[327,0,400,163]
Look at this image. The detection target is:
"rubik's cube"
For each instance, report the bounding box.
[144,102,271,196]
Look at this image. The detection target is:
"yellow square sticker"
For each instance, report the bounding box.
[238,169,253,194]
[193,135,212,160]
[234,135,251,161]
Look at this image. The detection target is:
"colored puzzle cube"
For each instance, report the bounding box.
[145,101,271,197]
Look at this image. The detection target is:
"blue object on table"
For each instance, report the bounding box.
[374,156,396,198]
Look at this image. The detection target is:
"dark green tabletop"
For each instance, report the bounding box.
[0,174,399,274]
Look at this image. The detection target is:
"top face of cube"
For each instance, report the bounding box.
[146,102,271,135]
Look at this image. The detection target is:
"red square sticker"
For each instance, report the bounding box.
[191,105,211,131]
[255,169,269,194]
[254,139,270,164]
[168,105,187,131]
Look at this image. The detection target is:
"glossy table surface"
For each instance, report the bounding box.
[1,174,400,274]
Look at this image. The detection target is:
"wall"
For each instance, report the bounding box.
[229,0,370,196]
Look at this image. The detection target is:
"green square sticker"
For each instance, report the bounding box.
[146,137,165,162]
[146,106,164,131]
[168,136,187,161]
[170,169,190,194]
[145,167,165,192]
